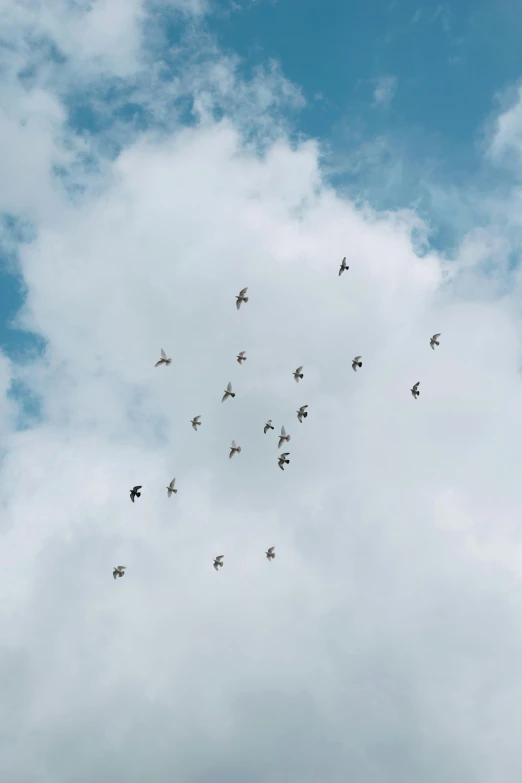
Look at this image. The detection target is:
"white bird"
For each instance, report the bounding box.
[278,453,290,471]
[237,350,247,364]
[113,566,126,580]
[297,405,308,423]
[411,381,420,399]
[339,257,349,276]
[155,348,171,367]
[430,333,441,350]
[265,546,276,561]
[352,356,362,371]
[236,287,249,310]
[293,366,304,382]
[213,555,224,571]
[222,382,235,402]
[264,419,275,434]
[191,415,201,431]
[278,425,291,449]
[229,440,242,458]
[166,478,177,497]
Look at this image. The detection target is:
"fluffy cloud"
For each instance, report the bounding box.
[372,75,397,109]
[2,4,522,783]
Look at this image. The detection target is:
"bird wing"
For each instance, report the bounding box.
[239,287,248,296]
[281,452,289,458]
[353,356,361,362]
[113,571,117,579]
[161,349,167,359]
[267,547,274,554]
[295,366,303,374]
[194,415,200,422]
[231,440,237,449]
[281,425,286,436]
[169,478,176,489]
[300,405,308,412]
[221,393,228,402]
[238,351,246,357]
[118,566,126,570]
[155,359,164,367]
[236,298,241,310]
[432,333,441,340]
[216,555,224,562]
[213,562,219,570]
[133,486,142,492]
[227,382,232,392]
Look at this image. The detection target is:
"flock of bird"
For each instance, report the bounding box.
[112,258,442,581]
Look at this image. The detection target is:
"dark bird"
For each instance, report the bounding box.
[130,485,142,502]
[339,257,349,276]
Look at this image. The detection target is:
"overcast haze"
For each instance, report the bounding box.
[2,1,522,781]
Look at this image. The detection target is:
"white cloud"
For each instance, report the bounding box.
[372,75,397,108]
[488,83,522,172]
[2,3,522,782]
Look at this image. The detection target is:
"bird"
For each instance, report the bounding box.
[155,348,171,367]
[236,287,249,310]
[430,333,441,350]
[166,478,177,497]
[278,453,290,471]
[191,415,201,431]
[237,351,247,364]
[130,486,142,502]
[265,546,276,561]
[411,381,420,399]
[213,555,224,571]
[297,405,308,423]
[293,366,304,382]
[222,382,235,402]
[264,419,275,434]
[113,566,126,580]
[229,440,242,458]
[278,425,291,449]
[339,257,349,276]
[352,356,362,371]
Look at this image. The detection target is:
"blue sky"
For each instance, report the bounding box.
[4,2,522,780]
[3,0,522,356]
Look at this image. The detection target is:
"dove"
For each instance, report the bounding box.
[278,453,290,471]
[264,419,275,434]
[339,257,349,276]
[191,415,201,431]
[130,485,142,503]
[155,348,171,367]
[297,405,308,423]
[113,566,126,580]
[352,356,362,371]
[166,478,177,497]
[229,440,242,459]
[430,333,441,350]
[213,555,224,571]
[236,287,249,310]
[265,546,276,561]
[278,425,291,449]
[293,366,304,382]
[237,351,247,365]
[411,381,420,399]
[222,382,235,402]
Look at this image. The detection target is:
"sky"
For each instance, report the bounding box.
[2,0,522,781]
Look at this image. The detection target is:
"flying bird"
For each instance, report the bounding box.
[411,381,420,399]
[264,419,275,434]
[236,287,249,310]
[113,566,126,580]
[278,425,291,449]
[339,257,349,276]
[265,546,276,561]
[213,555,224,571]
[237,351,247,365]
[222,382,235,402]
[166,478,177,497]
[278,453,290,471]
[430,333,441,350]
[293,366,304,382]
[191,415,201,431]
[297,405,308,423]
[229,440,242,459]
[352,356,362,371]
[130,485,142,503]
[155,348,171,367]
